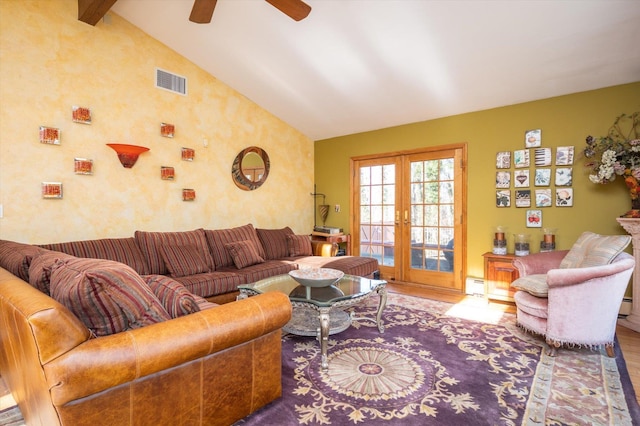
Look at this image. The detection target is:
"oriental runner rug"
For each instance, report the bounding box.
[236,293,640,426]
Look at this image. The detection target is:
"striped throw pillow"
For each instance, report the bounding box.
[50,258,171,336]
[560,232,631,268]
[256,227,294,259]
[144,275,200,318]
[224,240,265,269]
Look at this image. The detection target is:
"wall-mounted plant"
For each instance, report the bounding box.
[39,126,60,145]
[72,106,91,124]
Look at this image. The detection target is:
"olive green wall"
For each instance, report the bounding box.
[315,82,640,281]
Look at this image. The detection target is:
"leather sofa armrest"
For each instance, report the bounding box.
[512,250,568,276]
[311,241,338,257]
[44,292,292,406]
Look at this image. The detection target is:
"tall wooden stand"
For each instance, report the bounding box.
[616,218,640,332]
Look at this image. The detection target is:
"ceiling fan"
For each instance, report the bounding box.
[189,0,312,24]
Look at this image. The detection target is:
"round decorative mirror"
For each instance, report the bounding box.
[231,146,270,191]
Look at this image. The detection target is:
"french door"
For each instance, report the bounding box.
[351,145,466,291]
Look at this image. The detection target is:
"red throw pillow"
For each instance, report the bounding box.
[144,275,201,318]
[159,244,211,277]
[224,240,265,269]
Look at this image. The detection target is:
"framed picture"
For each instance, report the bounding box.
[555,146,575,165]
[74,158,93,175]
[526,209,542,227]
[556,188,573,206]
[535,189,552,207]
[534,169,551,186]
[525,129,541,148]
[496,151,511,169]
[534,148,552,166]
[555,167,573,186]
[72,106,91,124]
[181,147,195,161]
[42,182,63,199]
[496,190,511,207]
[182,188,196,201]
[161,166,175,180]
[161,123,175,138]
[496,171,510,188]
[515,190,531,208]
[39,126,60,145]
[513,149,530,168]
[513,170,530,187]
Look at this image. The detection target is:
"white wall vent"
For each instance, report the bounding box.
[465,277,485,296]
[155,68,187,95]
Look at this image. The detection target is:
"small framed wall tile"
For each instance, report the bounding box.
[496,151,511,169]
[161,123,175,138]
[515,190,531,208]
[526,209,542,227]
[514,149,530,168]
[42,182,63,199]
[161,166,175,180]
[525,129,541,148]
[514,170,530,187]
[555,146,575,165]
[72,106,91,124]
[534,148,552,166]
[496,190,511,207]
[182,188,196,201]
[181,147,195,161]
[74,158,93,175]
[534,169,551,186]
[496,171,510,188]
[39,126,60,145]
[535,189,552,207]
[556,188,573,206]
[555,167,573,186]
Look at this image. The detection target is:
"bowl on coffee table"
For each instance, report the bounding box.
[288,268,344,299]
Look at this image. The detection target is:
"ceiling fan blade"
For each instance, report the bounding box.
[265,0,311,21]
[189,0,217,24]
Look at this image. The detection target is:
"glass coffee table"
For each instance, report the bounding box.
[238,273,387,370]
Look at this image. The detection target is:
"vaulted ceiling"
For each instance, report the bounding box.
[83,0,640,140]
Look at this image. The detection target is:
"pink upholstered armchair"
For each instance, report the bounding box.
[510,232,634,357]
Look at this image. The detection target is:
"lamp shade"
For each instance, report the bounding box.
[106,144,150,168]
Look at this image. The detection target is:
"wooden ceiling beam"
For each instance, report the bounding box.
[78,0,118,26]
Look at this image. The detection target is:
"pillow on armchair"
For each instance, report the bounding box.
[510,274,549,297]
[559,232,631,269]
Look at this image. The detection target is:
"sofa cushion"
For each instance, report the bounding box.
[560,232,631,269]
[205,224,266,268]
[144,275,200,318]
[225,240,265,269]
[134,229,214,275]
[49,258,171,336]
[256,227,294,260]
[172,272,244,298]
[159,244,211,277]
[0,240,45,281]
[40,237,150,275]
[287,234,312,257]
[510,274,548,297]
[29,250,75,295]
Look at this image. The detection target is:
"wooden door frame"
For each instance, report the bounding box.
[350,143,467,292]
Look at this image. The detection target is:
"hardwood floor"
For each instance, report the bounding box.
[386,281,640,404]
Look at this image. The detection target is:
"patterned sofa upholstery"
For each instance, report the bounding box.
[34,224,379,302]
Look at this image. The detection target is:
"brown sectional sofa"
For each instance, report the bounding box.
[0,224,378,425]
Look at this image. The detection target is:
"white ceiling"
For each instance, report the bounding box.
[111,0,640,141]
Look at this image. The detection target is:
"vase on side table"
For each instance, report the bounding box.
[616,217,640,332]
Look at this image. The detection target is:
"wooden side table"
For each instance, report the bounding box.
[311,234,351,256]
[483,252,519,302]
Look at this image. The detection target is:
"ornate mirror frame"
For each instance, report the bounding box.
[231,146,270,191]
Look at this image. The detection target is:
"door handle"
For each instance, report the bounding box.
[395,211,400,225]
[404,210,408,225]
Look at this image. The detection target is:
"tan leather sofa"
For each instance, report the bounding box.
[0,266,292,425]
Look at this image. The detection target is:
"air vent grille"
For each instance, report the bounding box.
[155,68,187,95]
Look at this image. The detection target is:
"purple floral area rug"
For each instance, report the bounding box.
[236,293,640,426]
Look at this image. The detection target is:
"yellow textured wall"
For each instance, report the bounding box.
[0,0,314,244]
[316,83,640,280]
